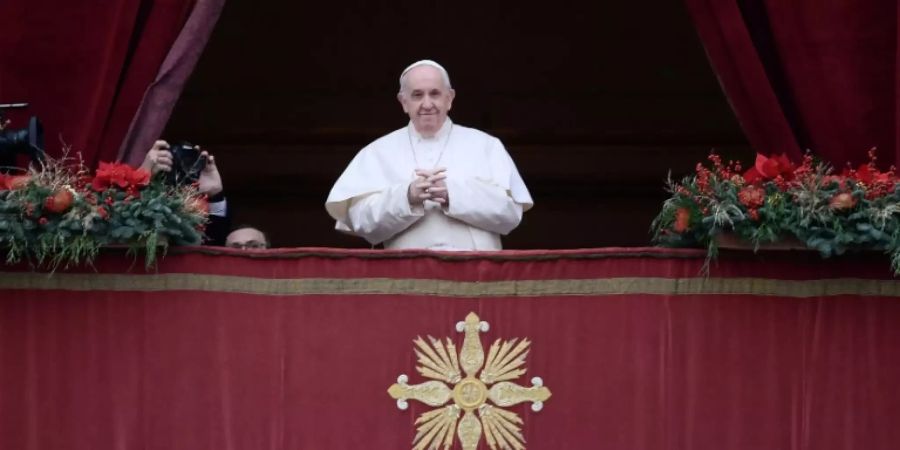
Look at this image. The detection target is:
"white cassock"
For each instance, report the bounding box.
[325,119,533,250]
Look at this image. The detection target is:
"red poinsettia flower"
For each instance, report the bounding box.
[673,207,691,233]
[130,168,151,187]
[743,153,795,183]
[91,162,151,192]
[840,158,897,199]
[0,173,9,190]
[844,163,893,185]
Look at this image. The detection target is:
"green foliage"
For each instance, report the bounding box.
[652,152,900,275]
[0,157,207,271]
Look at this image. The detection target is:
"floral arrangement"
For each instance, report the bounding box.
[0,154,208,270]
[652,148,900,274]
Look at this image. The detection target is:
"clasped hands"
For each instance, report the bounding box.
[408,167,448,207]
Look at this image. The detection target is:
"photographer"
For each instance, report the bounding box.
[140,140,230,246]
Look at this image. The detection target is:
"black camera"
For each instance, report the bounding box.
[166,141,206,186]
[0,103,44,173]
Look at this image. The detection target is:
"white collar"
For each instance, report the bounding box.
[408,118,453,142]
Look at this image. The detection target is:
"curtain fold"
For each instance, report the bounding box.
[685,0,899,167]
[0,0,211,168]
[119,0,227,167]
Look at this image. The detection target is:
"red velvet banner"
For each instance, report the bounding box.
[1,248,899,449]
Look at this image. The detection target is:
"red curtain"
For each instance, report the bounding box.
[685,0,899,168]
[118,0,226,166]
[0,0,197,167]
[2,248,899,449]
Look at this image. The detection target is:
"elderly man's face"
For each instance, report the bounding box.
[226,227,268,250]
[398,66,455,137]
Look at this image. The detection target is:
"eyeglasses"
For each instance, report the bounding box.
[227,241,267,250]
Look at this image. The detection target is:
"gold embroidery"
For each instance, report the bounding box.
[389,313,551,450]
[1,272,897,298]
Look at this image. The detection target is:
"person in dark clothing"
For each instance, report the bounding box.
[225,226,269,249]
[140,140,230,245]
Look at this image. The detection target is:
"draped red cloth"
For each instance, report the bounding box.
[1,247,899,450]
[0,0,199,167]
[685,0,900,168]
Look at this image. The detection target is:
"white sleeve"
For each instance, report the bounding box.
[346,182,425,244]
[443,177,524,235]
[208,199,227,217]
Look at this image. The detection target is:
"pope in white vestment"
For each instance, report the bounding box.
[325,60,533,251]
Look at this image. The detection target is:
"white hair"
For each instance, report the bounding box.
[398,59,452,93]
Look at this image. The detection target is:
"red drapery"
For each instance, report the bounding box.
[685,0,900,168]
[118,0,226,166]
[0,0,198,167]
[1,247,899,449]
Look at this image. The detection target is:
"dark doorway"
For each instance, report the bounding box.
[165,0,750,248]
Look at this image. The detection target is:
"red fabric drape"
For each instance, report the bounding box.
[685,0,899,168]
[0,0,197,168]
[118,0,226,166]
[2,248,900,450]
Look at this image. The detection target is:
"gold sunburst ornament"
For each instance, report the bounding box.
[388,312,552,450]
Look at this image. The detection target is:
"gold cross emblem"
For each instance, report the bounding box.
[388,312,552,450]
